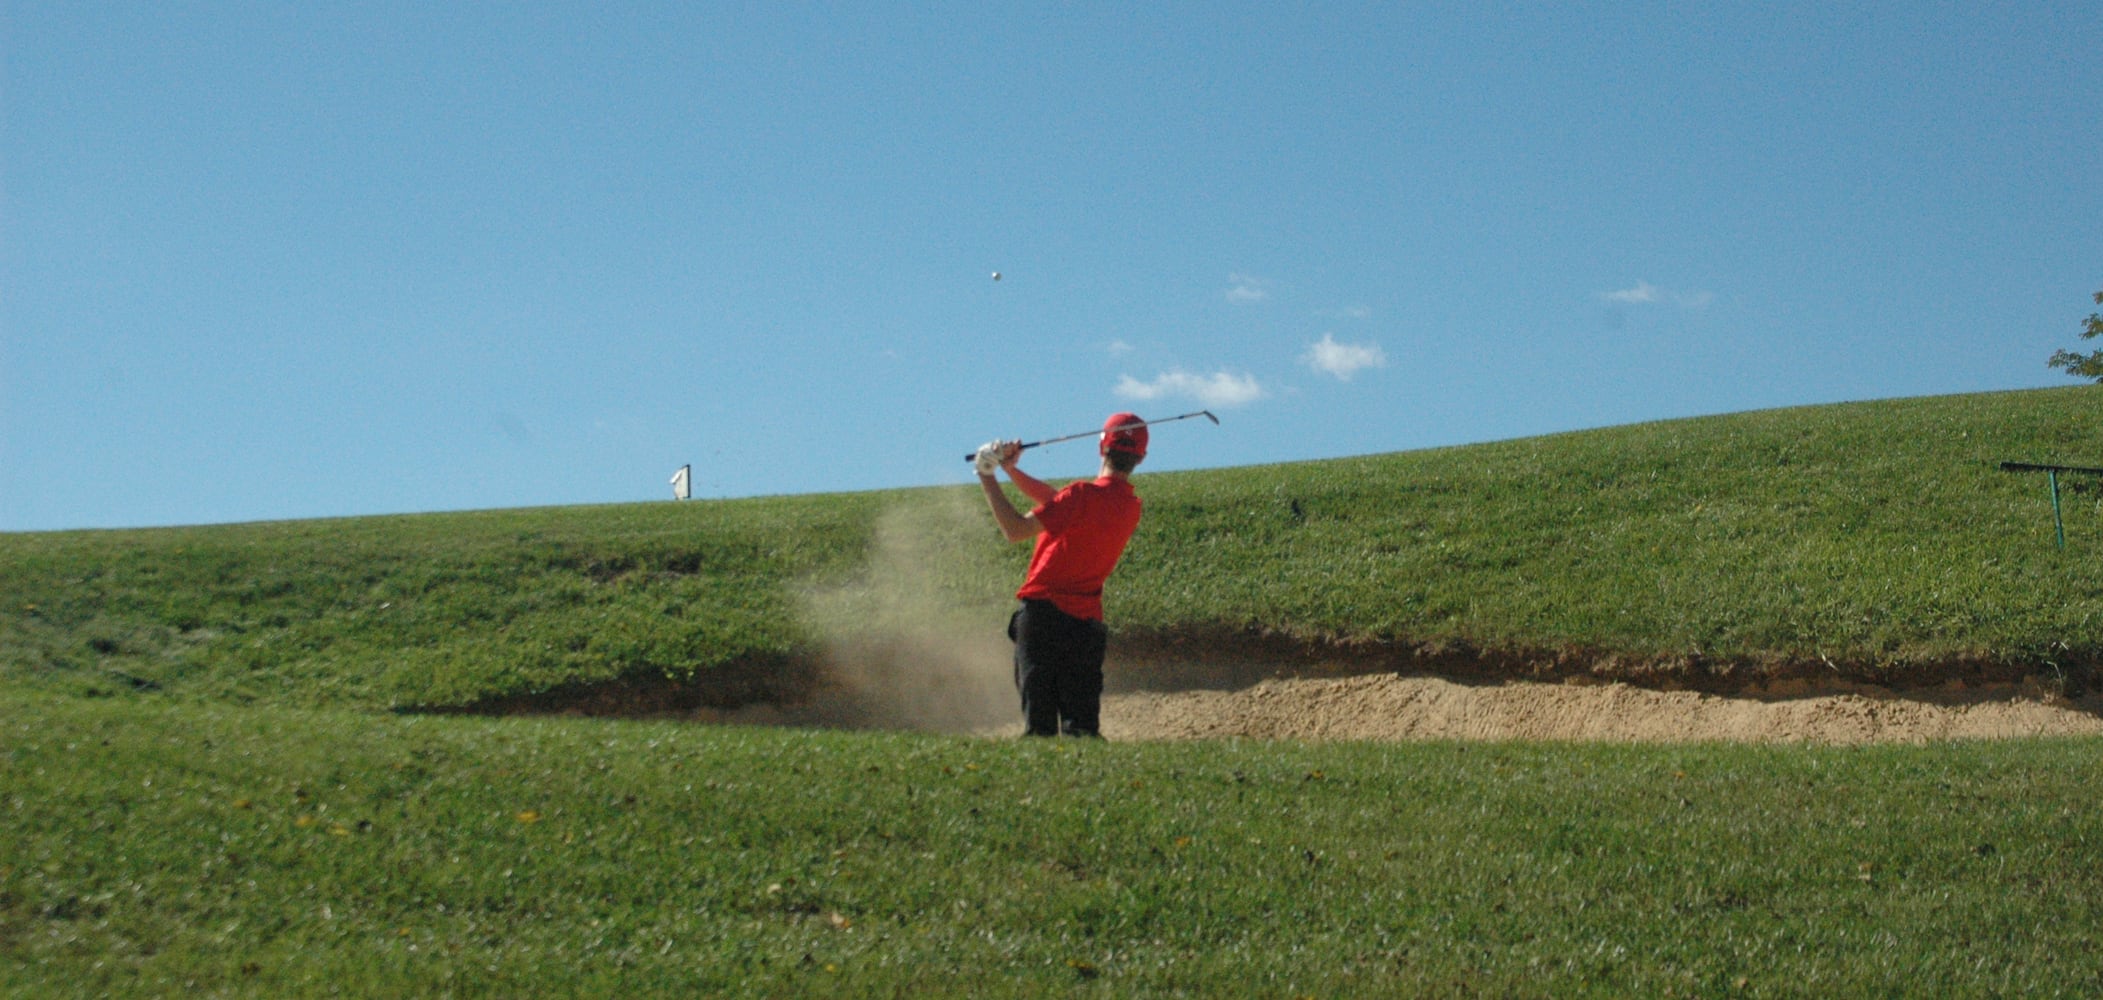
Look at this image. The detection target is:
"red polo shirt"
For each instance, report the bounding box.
[1016,475,1142,621]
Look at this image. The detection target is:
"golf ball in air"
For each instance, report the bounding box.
[991,271,1001,281]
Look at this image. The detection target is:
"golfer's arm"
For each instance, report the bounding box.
[979,475,1046,542]
[1003,464,1058,505]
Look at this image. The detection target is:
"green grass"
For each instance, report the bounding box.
[10,387,2103,995]
[0,492,893,708]
[8,689,2103,997]
[8,388,2103,710]
[1119,387,2103,670]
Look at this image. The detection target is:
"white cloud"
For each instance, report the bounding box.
[1601,281,1662,304]
[1302,333,1386,381]
[1107,339,1135,357]
[1226,273,1270,304]
[1318,305,1373,320]
[1115,370,1266,408]
[1601,281,1712,309]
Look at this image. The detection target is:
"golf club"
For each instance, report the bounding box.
[964,410,1219,462]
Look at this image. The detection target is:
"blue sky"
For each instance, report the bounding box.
[5,3,2099,531]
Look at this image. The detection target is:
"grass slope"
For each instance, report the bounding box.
[12,390,2103,710]
[1127,386,2103,681]
[6,387,2103,710]
[1,492,887,708]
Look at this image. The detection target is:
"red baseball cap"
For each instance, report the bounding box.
[1100,412,1148,457]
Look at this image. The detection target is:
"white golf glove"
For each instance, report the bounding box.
[973,441,1007,477]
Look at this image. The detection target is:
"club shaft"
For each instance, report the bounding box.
[964,410,1217,461]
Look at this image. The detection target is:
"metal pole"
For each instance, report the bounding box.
[1997,462,2103,550]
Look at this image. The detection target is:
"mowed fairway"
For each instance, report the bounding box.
[8,692,2103,997]
[8,387,2103,995]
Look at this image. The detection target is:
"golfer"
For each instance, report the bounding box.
[974,413,1147,738]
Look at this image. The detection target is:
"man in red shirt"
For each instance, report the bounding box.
[974,413,1147,737]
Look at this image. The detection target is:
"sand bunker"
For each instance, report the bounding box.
[1097,673,2103,744]
[665,666,2103,745]
[665,495,2103,744]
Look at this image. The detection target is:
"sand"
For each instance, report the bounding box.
[1096,672,2103,744]
[659,662,2103,745]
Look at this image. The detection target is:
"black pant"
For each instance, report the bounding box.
[1008,599,1107,737]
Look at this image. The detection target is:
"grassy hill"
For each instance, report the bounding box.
[6,387,2103,712]
[12,387,2103,996]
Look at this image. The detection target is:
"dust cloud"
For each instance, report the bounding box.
[785,492,1021,734]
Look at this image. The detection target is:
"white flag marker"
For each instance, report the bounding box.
[670,465,691,501]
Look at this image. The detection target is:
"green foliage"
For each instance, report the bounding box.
[2046,289,2103,381]
[7,388,2103,709]
[8,691,2103,996]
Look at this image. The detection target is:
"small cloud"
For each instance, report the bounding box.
[1107,339,1135,357]
[1302,333,1386,381]
[1318,305,1372,320]
[1226,273,1270,304]
[1115,370,1265,408]
[1601,281,1662,304]
[1600,281,1712,309]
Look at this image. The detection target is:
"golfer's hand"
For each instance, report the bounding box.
[973,441,1006,477]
